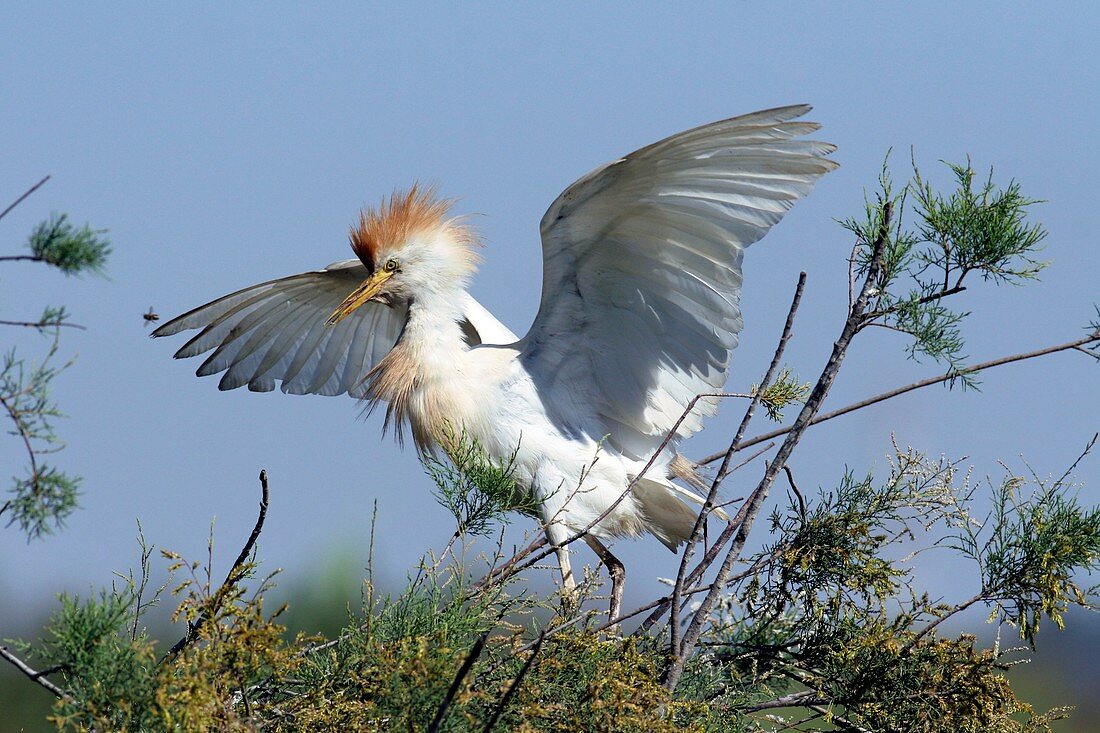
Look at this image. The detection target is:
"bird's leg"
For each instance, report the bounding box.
[544,522,578,615]
[555,545,576,593]
[583,535,625,634]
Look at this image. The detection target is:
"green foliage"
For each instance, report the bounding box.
[12,438,1093,731]
[911,161,1047,286]
[949,441,1100,644]
[2,191,110,539]
[26,213,111,275]
[425,428,541,537]
[683,444,1091,732]
[841,156,1048,385]
[40,590,160,731]
[1,337,81,538]
[752,368,811,422]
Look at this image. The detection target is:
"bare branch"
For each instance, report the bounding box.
[696,328,1100,465]
[482,631,545,733]
[0,175,50,223]
[809,705,873,733]
[0,318,86,330]
[864,284,968,319]
[428,630,489,733]
[162,469,270,663]
[782,465,807,522]
[514,611,595,655]
[0,391,42,503]
[473,534,547,591]
[1072,344,1099,360]
[0,644,74,703]
[739,690,832,712]
[901,593,984,655]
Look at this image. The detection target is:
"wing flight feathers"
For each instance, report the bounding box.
[521,105,836,459]
[152,260,409,397]
[154,260,513,399]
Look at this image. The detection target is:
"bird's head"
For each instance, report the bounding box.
[327,185,480,325]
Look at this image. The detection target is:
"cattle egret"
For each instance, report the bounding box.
[153,105,837,621]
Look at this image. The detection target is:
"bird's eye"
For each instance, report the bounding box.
[383,259,399,272]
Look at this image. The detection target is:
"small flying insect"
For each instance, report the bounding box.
[143,307,160,327]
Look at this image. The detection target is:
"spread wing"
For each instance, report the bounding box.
[152,259,410,397]
[519,105,837,460]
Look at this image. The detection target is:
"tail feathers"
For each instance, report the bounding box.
[633,478,699,551]
[633,476,732,553]
[667,454,730,522]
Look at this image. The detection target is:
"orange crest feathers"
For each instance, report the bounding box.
[349,184,476,271]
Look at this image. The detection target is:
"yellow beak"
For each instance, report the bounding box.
[326,270,394,325]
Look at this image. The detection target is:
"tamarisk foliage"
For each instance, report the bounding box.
[3,155,1097,731]
[841,157,1048,384]
[0,177,110,538]
[425,429,540,538]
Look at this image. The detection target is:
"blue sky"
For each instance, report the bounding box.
[2,3,1097,638]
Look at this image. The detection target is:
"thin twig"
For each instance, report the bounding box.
[847,241,858,309]
[664,202,893,692]
[716,441,777,483]
[782,465,807,522]
[0,392,42,501]
[0,175,50,222]
[162,469,270,662]
[864,284,967,318]
[1051,432,1098,491]
[809,705,873,733]
[695,328,1100,465]
[0,319,86,330]
[634,479,778,637]
[483,631,545,733]
[515,611,596,655]
[0,644,74,703]
[428,630,489,733]
[900,592,984,655]
[473,534,547,590]
[224,470,270,585]
[1072,344,1099,360]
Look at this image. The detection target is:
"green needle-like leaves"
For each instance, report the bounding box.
[27,213,111,275]
[842,156,1048,387]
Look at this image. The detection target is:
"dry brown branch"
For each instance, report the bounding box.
[162,469,270,663]
[0,175,50,223]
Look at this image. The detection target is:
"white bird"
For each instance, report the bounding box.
[153,105,836,620]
